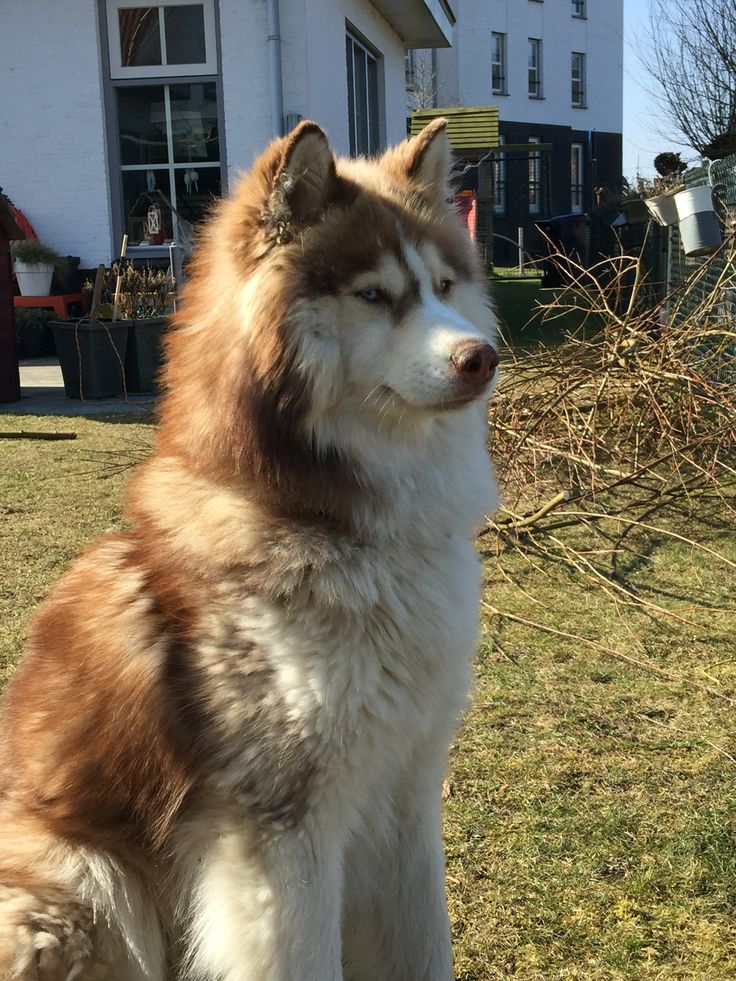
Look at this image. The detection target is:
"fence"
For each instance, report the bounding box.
[666,152,736,321]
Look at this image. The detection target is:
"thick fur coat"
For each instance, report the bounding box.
[0,120,499,980]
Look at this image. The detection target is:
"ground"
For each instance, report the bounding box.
[1,414,735,979]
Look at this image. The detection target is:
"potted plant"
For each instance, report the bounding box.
[11,239,65,296]
[51,261,173,400]
[644,152,687,227]
[104,261,173,393]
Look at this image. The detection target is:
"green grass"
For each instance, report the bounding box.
[2,414,736,978]
[490,278,601,350]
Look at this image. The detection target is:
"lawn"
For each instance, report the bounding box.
[490,276,601,350]
[1,414,735,978]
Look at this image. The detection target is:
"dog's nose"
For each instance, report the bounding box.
[450,341,499,385]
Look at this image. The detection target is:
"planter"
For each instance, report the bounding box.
[14,260,54,296]
[50,320,128,399]
[674,184,723,256]
[645,193,679,227]
[124,316,168,393]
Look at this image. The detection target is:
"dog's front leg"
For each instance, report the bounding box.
[184,822,344,981]
[342,762,454,981]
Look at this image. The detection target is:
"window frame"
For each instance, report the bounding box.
[346,27,384,157]
[571,142,584,213]
[528,38,543,99]
[571,0,586,17]
[491,32,507,95]
[100,0,226,256]
[571,51,586,107]
[107,0,218,80]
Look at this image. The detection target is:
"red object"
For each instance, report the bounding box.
[454,190,478,242]
[13,293,86,319]
[10,206,38,242]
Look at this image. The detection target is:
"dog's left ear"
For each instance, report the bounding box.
[388,118,452,199]
[266,121,337,243]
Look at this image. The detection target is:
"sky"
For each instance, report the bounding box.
[622,0,686,181]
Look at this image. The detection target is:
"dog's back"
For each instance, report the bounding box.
[0,120,497,981]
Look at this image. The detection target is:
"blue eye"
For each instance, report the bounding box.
[357,287,383,303]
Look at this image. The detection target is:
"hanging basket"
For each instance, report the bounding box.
[674,184,723,256]
[644,193,679,227]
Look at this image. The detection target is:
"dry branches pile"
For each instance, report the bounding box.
[483,236,736,671]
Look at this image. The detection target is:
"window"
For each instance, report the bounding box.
[571,0,586,16]
[107,1,217,78]
[528,39,542,98]
[106,0,221,247]
[491,33,507,95]
[492,136,506,215]
[528,136,541,215]
[346,31,381,156]
[571,52,586,107]
[571,143,584,212]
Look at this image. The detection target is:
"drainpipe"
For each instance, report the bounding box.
[267,0,284,137]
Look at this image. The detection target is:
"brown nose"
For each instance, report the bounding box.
[450,341,499,385]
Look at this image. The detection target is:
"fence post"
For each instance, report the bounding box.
[518,226,524,274]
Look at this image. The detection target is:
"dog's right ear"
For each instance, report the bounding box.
[264,122,337,244]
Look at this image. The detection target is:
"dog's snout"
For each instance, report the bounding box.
[450,341,499,385]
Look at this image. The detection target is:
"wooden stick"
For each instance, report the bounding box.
[112,234,128,322]
[0,431,76,440]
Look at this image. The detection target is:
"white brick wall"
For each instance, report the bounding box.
[0,0,112,265]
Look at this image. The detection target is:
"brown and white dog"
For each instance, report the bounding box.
[0,119,498,980]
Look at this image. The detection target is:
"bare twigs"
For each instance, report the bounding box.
[483,237,736,694]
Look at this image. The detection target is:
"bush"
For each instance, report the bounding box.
[11,239,65,268]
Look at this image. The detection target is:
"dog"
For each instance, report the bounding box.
[0,118,498,980]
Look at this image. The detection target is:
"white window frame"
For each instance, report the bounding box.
[107,0,217,80]
[528,38,543,99]
[491,32,507,96]
[528,136,541,216]
[571,51,586,107]
[571,142,584,213]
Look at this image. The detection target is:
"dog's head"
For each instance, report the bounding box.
[159,121,498,521]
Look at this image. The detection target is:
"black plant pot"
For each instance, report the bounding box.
[124,317,168,393]
[50,321,128,399]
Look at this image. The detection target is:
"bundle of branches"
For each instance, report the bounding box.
[482,235,736,664]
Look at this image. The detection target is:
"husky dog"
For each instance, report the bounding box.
[0,119,498,980]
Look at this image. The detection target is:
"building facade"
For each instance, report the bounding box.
[431,0,624,263]
[0,0,453,266]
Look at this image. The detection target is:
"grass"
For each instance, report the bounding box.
[2,414,736,978]
[490,277,600,350]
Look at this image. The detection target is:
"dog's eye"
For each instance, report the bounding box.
[438,279,454,296]
[357,287,384,303]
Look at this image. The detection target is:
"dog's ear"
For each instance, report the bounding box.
[265,121,337,243]
[388,117,452,199]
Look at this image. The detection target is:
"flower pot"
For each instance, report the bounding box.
[14,260,54,296]
[50,320,128,399]
[123,317,168,393]
[645,193,679,227]
[674,185,723,256]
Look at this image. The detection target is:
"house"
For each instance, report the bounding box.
[408,0,624,264]
[0,0,454,267]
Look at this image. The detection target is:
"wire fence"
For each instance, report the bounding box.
[667,153,736,326]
